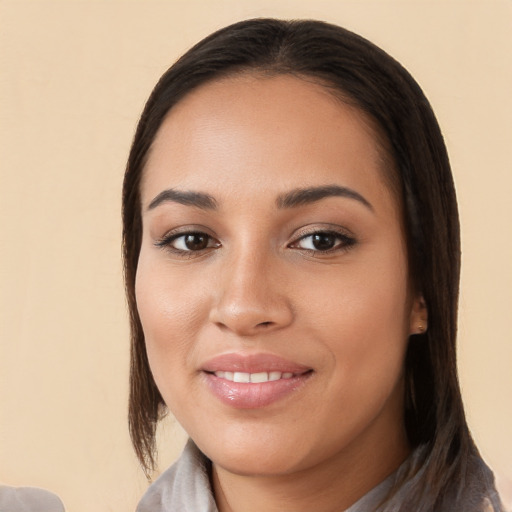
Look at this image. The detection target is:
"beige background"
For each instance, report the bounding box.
[0,1,511,510]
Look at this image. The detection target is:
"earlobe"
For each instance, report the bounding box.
[409,295,428,335]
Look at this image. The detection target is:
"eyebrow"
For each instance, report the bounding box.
[147,184,373,212]
[276,185,373,211]
[147,189,218,211]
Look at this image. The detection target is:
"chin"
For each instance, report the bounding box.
[210,447,307,477]
[190,424,312,477]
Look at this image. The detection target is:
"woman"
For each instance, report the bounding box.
[123,18,504,511]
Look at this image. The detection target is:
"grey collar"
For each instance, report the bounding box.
[136,439,399,512]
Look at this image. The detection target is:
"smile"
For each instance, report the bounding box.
[213,371,295,383]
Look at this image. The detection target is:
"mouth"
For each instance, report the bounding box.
[201,353,313,409]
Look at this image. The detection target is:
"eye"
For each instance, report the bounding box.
[172,233,212,251]
[290,230,356,253]
[155,231,220,255]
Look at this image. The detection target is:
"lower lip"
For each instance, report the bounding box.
[203,372,312,409]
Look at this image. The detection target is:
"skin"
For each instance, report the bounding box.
[136,74,426,512]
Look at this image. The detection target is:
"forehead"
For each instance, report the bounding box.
[141,74,397,207]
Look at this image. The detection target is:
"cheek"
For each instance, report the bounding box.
[306,254,410,338]
[303,250,411,385]
[134,256,207,387]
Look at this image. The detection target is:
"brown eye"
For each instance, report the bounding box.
[182,233,209,251]
[291,230,356,253]
[311,233,337,251]
[155,231,220,254]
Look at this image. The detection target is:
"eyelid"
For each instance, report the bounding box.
[291,223,355,241]
[154,224,215,243]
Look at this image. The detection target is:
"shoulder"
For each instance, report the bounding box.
[0,485,65,512]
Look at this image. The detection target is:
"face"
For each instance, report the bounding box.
[136,74,423,478]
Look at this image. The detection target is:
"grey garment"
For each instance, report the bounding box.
[345,474,395,512]
[136,439,397,512]
[136,440,504,512]
[136,440,217,512]
[0,486,65,512]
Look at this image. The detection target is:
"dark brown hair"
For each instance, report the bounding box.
[123,18,502,510]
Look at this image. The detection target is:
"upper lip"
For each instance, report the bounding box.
[201,353,312,374]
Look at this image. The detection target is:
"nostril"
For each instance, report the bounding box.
[257,321,273,328]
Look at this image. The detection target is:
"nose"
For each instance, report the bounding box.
[208,250,294,337]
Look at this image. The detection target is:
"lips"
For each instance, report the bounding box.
[201,353,313,409]
[202,352,310,373]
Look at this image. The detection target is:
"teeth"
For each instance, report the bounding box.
[250,372,268,383]
[213,371,296,383]
[234,372,250,383]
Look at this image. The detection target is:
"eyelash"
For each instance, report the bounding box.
[155,228,356,258]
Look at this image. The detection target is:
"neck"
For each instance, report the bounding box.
[211,423,410,512]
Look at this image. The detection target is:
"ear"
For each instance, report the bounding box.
[409,295,428,335]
